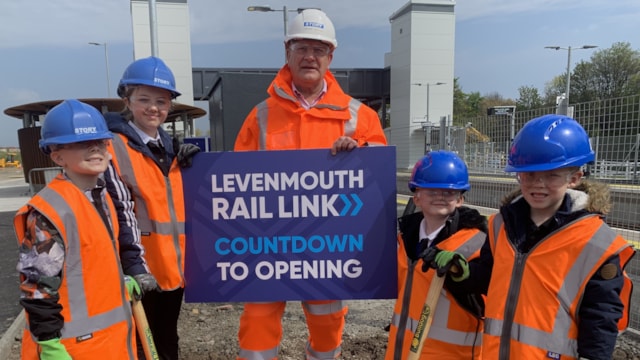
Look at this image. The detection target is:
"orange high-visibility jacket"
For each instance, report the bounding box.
[234,66,388,151]
[483,214,634,360]
[109,134,186,290]
[386,229,485,360]
[15,175,137,359]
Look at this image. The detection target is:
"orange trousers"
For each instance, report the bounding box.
[238,300,348,360]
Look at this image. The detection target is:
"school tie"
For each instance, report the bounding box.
[148,140,170,174]
[417,238,430,257]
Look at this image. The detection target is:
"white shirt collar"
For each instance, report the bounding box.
[128,121,163,146]
[418,218,446,248]
[292,80,327,110]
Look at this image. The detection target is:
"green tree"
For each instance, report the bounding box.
[546,42,640,103]
[588,42,640,99]
[543,75,565,106]
[482,92,515,113]
[453,78,486,121]
[452,78,468,118]
[516,85,544,110]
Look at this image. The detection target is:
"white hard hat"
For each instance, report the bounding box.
[285,9,338,49]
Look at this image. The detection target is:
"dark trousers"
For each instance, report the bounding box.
[137,287,184,360]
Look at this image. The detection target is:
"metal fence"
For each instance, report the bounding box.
[392,94,640,332]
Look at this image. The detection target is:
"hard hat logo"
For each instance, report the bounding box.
[154,77,172,86]
[75,127,98,135]
[303,21,325,30]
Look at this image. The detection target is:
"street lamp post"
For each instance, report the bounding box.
[412,82,446,122]
[247,5,302,36]
[88,42,112,98]
[544,45,597,115]
[412,82,446,153]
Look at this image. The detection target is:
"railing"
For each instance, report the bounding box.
[27,167,62,196]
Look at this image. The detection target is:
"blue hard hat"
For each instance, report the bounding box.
[409,150,471,192]
[39,99,113,155]
[505,114,595,172]
[117,56,181,99]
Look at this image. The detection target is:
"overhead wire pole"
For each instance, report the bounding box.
[411,82,446,153]
[88,42,111,98]
[283,6,288,36]
[544,45,598,115]
[149,0,159,57]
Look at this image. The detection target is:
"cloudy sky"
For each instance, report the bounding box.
[1,0,639,146]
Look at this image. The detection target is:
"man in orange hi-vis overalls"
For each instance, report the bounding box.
[234,9,387,360]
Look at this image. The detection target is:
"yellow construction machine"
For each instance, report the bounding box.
[0,153,21,168]
[465,124,490,143]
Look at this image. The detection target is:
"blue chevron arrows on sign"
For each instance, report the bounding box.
[339,194,363,216]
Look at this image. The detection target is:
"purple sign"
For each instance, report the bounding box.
[182,147,397,302]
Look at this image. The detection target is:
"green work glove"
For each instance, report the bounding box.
[434,250,470,282]
[124,275,142,300]
[37,338,71,360]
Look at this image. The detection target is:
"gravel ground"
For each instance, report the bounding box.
[6,299,640,359]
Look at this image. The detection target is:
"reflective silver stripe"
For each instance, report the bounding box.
[486,218,620,357]
[36,187,132,339]
[302,300,345,315]
[344,98,360,137]
[137,218,185,236]
[454,231,485,259]
[428,297,482,346]
[238,345,279,360]
[164,174,184,280]
[111,135,185,283]
[485,318,577,355]
[255,95,363,150]
[111,136,135,187]
[391,312,419,333]
[490,214,503,249]
[255,101,269,151]
[301,301,344,357]
[311,98,360,136]
[306,341,341,360]
[425,232,484,345]
[392,300,481,347]
[273,84,298,102]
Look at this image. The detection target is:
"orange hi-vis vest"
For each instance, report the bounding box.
[234,66,388,151]
[386,229,486,360]
[109,134,186,290]
[15,175,137,359]
[483,214,634,360]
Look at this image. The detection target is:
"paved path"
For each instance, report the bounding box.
[0,170,31,357]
